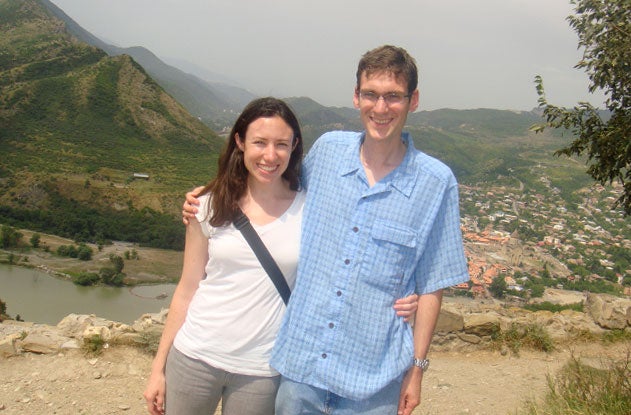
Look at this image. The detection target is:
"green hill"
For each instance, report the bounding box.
[0,0,225,249]
[39,0,257,131]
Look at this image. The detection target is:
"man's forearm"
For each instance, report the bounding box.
[398,289,444,415]
[412,289,443,361]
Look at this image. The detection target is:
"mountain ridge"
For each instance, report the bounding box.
[40,0,256,130]
[0,0,226,248]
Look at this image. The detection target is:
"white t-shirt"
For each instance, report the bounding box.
[173,190,305,376]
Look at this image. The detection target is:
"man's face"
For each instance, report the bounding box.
[353,71,419,143]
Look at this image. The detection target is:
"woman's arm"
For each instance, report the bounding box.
[143,220,208,415]
[393,293,418,322]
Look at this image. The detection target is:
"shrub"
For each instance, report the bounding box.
[99,267,115,282]
[0,225,22,248]
[519,354,631,414]
[108,272,125,286]
[109,254,124,273]
[72,272,100,286]
[523,302,584,313]
[82,334,105,356]
[99,267,125,286]
[489,275,507,299]
[137,328,163,355]
[492,323,555,355]
[124,249,139,260]
[29,233,41,248]
[76,244,93,260]
[602,329,631,344]
[57,244,78,258]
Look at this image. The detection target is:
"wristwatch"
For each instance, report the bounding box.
[413,358,430,372]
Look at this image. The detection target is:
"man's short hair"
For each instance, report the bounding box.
[356,45,418,94]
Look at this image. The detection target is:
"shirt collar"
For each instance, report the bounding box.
[340,132,419,197]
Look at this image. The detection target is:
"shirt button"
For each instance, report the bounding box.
[352,226,359,232]
[336,291,342,296]
[344,259,350,265]
[328,322,334,329]
[322,353,327,359]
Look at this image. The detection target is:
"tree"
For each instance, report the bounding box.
[108,254,124,273]
[0,225,22,249]
[76,244,93,261]
[99,254,126,286]
[73,272,100,286]
[532,0,631,215]
[489,275,507,299]
[30,233,41,248]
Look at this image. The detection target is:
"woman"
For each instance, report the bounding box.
[144,97,416,415]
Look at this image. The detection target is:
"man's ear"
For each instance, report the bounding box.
[353,87,361,109]
[409,89,420,113]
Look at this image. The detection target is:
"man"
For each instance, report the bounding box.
[184,45,468,414]
[270,45,468,415]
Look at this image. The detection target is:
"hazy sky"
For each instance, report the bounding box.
[50,0,606,111]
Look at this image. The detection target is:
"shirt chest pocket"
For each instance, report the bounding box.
[367,221,418,293]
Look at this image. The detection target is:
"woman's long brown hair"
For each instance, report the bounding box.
[197,97,303,227]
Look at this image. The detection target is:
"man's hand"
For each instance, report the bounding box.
[182,186,204,225]
[397,367,422,415]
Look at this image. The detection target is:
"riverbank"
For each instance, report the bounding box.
[0,229,183,286]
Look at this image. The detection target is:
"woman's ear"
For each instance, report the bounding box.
[235,133,245,151]
[292,136,300,150]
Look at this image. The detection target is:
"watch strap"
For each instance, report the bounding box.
[413,358,430,372]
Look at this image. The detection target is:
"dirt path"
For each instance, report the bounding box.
[1,342,626,415]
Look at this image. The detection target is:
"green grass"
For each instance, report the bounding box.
[517,353,631,415]
[602,329,631,344]
[492,323,555,356]
[82,334,106,356]
[523,302,584,313]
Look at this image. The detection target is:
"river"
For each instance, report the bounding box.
[0,263,176,325]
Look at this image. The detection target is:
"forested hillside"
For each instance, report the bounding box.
[0,0,225,249]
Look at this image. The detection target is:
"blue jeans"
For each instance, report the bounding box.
[275,376,401,415]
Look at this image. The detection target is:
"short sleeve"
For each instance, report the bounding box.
[195,193,214,238]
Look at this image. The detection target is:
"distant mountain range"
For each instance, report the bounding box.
[39,0,257,131]
[37,0,552,144]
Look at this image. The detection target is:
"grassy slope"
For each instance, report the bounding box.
[0,0,224,215]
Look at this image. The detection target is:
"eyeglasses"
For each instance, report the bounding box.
[358,91,411,106]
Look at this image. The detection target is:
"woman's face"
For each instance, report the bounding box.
[236,115,295,186]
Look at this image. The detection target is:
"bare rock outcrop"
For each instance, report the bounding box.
[0,309,168,358]
[1,292,630,358]
[585,293,631,330]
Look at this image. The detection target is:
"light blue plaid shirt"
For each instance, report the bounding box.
[270,131,469,400]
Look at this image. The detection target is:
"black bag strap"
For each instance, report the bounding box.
[233,209,291,305]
